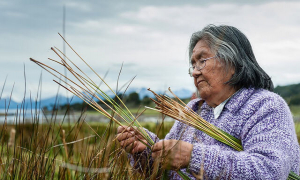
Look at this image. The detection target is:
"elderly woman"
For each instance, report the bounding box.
[117,25,300,179]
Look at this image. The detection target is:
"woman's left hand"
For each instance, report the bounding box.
[152,140,193,170]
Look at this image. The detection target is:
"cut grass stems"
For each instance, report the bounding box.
[146,87,300,180]
[147,88,242,151]
[30,33,190,179]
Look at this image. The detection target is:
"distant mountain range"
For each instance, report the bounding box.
[1,82,300,110]
[0,87,194,110]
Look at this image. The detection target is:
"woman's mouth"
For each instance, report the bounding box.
[197,80,204,85]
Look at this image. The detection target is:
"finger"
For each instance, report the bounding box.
[116,132,129,142]
[117,126,136,133]
[125,143,134,153]
[124,137,138,153]
[131,141,139,154]
[126,126,135,131]
[117,131,135,141]
[132,141,146,153]
[132,126,142,135]
[117,126,127,133]
[152,150,162,159]
[120,136,135,147]
[152,141,164,152]
[124,136,136,147]
[134,134,146,142]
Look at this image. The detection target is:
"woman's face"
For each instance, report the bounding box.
[191,40,236,107]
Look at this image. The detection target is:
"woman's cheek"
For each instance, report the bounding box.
[198,84,211,99]
[194,78,198,88]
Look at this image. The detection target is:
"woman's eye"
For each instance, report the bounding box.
[199,60,205,64]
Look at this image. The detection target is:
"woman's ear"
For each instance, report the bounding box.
[230,66,235,76]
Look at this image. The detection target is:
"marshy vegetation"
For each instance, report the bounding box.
[0,105,174,179]
[1,98,300,179]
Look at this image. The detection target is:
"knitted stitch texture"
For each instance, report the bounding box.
[131,88,300,179]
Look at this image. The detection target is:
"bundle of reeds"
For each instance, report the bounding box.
[147,88,242,151]
[30,34,154,150]
[146,88,300,180]
[30,34,190,179]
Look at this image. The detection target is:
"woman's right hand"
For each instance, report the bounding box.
[117,126,147,154]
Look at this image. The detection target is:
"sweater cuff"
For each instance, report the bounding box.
[143,128,160,143]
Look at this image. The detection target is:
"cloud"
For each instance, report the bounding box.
[1,1,300,102]
[3,11,28,18]
[113,25,147,35]
[65,2,92,12]
[118,2,300,87]
[69,20,106,31]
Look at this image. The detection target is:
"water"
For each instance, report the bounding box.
[0,109,174,124]
[0,108,67,124]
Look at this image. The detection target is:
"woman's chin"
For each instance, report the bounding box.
[198,92,208,100]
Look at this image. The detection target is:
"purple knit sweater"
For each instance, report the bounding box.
[134,88,300,179]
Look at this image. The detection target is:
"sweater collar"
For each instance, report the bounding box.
[191,88,255,115]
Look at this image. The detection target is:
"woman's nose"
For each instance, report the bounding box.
[192,67,201,77]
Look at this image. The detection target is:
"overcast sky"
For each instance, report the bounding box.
[1,0,300,102]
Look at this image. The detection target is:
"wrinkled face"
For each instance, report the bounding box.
[191,40,236,107]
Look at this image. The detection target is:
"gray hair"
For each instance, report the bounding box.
[189,24,274,91]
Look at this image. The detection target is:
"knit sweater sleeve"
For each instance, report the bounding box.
[188,94,300,179]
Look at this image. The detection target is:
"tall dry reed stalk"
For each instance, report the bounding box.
[29,34,155,149]
[8,128,15,147]
[0,106,160,179]
[29,33,190,179]
[0,70,174,179]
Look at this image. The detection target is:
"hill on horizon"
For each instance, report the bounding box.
[0,87,194,110]
[1,83,300,110]
[274,83,300,106]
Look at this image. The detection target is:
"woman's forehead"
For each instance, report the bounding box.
[193,40,210,54]
[192,45,211,58]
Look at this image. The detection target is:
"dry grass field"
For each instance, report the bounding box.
[0,104,299,179]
